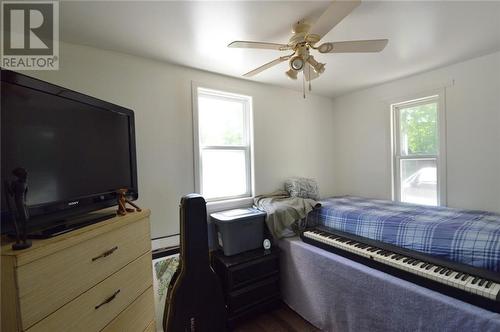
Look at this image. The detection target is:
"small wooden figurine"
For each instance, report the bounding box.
[116,188,142,216]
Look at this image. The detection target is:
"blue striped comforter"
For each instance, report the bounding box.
[307,196,500,272]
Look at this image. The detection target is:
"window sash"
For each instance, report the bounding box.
[392,94,445,206]
[393,96,439,158]
[394,156,438,203]
[199,146,251,201]
[198,92,250,147]
[193,84,253,202]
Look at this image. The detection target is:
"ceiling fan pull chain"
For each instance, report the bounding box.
[302,72,306,99]
[307,65,312,92]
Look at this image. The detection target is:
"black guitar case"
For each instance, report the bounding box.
[163,194,227,332]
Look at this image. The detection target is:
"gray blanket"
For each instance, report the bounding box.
[254,190,320,239]
[279,237,500,332]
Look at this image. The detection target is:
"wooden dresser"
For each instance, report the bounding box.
[1,209,155,332]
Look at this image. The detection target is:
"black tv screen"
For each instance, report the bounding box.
[1,70,138,233]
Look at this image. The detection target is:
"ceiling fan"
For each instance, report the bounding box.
[228,0,388,85]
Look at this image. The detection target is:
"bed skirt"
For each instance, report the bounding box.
[279,237,500,332]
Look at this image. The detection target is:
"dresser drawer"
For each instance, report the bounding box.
[17,218,151,329]
[228,275,280,314]
[101,286,154,332]
[27,252,152,332]
[229,255,279,290]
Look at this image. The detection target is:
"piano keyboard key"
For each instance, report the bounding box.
[303,230,500,301]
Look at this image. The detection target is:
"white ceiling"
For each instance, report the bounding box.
[60,1,500,98]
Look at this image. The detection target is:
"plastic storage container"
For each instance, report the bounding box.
[211,208,266,256]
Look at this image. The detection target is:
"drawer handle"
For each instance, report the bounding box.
[95,289,120,310]
[92,246,118,261]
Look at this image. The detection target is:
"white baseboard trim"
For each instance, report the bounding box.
[152,235,180,250]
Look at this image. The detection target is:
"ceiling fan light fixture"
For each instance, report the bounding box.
[290,56,305,71]
[307,56,326,74]
[285,69,298,80]
[314,63,325,74]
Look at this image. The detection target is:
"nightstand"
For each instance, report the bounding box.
[211,247,281,327]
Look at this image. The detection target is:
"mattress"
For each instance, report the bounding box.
[307,196,500,272]
[279,236,500,332]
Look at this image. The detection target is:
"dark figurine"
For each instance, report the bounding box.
[116,188,142,216]
[4,167,32,250]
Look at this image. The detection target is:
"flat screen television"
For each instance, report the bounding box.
[1,69,138,236]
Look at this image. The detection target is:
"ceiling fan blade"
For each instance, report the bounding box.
[304,64,319,82]
[228,41,290,51]
[243,56,291,77]
[319,39,389,53]
[309,0,361,41]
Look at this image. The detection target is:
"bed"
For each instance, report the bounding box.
[278,196,500,331]
[307,196,500,272]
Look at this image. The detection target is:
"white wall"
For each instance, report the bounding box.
[331,51,500,213]
[27,42,336,239]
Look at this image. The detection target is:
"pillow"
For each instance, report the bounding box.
[285,177,320,200]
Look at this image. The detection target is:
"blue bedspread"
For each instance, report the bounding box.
[307,196,500,272]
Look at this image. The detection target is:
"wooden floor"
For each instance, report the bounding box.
[233,304,320,332]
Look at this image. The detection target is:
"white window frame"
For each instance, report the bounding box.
[192,83,254,203]
[391,92,447,206]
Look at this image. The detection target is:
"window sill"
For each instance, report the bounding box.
[206,196,254,214]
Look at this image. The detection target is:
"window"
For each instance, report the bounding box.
[193,85,253,202]
[392,95,446,206]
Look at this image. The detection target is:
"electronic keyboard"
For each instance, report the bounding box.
[301,227,500,313]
